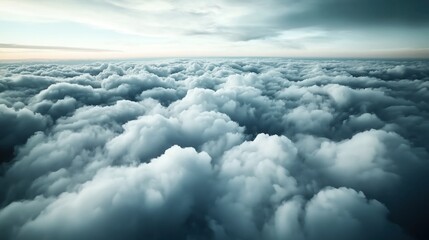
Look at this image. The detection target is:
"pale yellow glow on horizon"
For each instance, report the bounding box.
[2,47,429,62]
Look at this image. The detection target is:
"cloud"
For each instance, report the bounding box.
[0,104,50,162]
[286,0,429,28]
[261,187,411,240]
[1,0,428,42]
[302,187,410,240]
[0,43,116,52]
[210,133,299,239]
[2,146,213,240]
[0,59,428,240]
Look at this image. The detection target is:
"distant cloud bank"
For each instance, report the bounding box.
[0,43,116,52]
[0,59,428,240]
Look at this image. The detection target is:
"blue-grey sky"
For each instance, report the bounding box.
[0,0,428,60]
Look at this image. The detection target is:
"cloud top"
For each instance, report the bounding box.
[0,59,428,240]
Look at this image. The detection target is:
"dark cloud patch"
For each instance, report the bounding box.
[277,0,429,29]
[0,105,49,163]
[199,0,429,41]
[0,59,428,240]
[34,82,105,106]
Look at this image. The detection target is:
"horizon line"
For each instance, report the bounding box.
[1,55,429,64]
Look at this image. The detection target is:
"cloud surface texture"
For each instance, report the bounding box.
[0,59,428,240]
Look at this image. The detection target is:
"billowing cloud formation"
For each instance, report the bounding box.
[0,59,428,240]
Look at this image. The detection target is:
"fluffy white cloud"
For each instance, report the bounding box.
[5,146,213,240]
[211,134,299,240]
[0,59,428,240]
[303,187,410,240]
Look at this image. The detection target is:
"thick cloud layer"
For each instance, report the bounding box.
[0,59,428,240]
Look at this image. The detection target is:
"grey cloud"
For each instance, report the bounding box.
[0,105,49,162]
[2,0,428,45]
[4,146,214,240]
[0,43,117,52]
[211,134,299,240]
[302,187,410,240]
[107,108,244,163]
[224,0,429,40]
[280,0,429,28]
[261,187,410,240]
[33,82,105,106]
[0,59,428,240]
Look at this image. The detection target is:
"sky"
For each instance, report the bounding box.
[0,0,429,60]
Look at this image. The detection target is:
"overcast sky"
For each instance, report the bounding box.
[1,0,429,60]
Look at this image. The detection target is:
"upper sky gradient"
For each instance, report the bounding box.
[1,0,429,60]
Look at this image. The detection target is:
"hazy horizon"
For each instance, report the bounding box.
[2,56,429,65]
